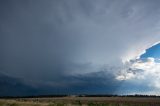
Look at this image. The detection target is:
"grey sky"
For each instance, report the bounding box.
[1,0,160,94]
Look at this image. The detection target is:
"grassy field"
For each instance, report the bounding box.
[0,97,160,106]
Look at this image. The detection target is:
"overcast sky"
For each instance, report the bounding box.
[1,0,160,95]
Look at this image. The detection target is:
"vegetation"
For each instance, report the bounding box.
[0,97,160,106]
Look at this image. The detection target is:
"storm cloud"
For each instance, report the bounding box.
[1,0,160,95]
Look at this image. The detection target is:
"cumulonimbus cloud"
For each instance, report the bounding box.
[1,0,160,94]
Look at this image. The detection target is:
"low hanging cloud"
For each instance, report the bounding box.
[1,0,160,94]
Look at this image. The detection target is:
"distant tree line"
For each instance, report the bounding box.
[78,94,160,98]
[0,94,160,99]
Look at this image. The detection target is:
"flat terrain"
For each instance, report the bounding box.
[0,97,160,106]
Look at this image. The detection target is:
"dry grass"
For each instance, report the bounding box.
[0,97,160,106]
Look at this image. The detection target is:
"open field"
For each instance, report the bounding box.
[0,97,160,106]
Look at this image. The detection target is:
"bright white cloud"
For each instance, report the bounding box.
[117,57,160,90]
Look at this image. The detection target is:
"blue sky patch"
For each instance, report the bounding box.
[140,43,160,63]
